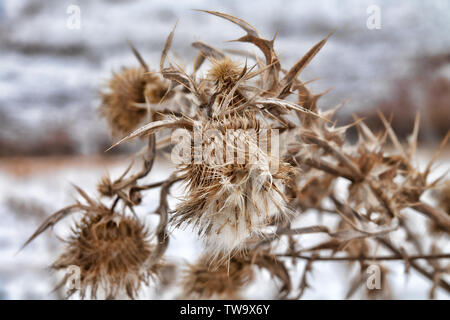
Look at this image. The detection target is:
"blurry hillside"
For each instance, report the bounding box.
[0,0,449,156]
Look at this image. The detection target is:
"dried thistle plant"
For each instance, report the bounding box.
[181,254,254,299]
[22,10,450,300]
[53,209,160,299]
[170,115,295,258]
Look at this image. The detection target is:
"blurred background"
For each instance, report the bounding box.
[0,0,449,299]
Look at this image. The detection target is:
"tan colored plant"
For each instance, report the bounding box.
[23,10,450,300]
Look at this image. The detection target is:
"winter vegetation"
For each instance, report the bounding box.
[17,10,450,300]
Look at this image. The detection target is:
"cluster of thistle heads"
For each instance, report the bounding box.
[24,11,449,299]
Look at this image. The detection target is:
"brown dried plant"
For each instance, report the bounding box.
[53,206,160,299]
[181,254,254,299]
[23,10,449,300]
[100,67,169,136]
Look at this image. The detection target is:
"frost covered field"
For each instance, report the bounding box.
[1,151,449,299]
[0,0,449,300]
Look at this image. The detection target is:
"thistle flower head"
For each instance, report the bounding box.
[53,207,160,299]
[208,58,241,87]
[181,254,253,299]
[100,67,169,136]
[172,115,294,258]
[97,175,114,197]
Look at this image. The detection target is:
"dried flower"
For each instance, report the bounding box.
[172,115,294,257]
[181,254,253,299]
[208,58,241,88]
[97,175,114,197]
[53,205,160,299]
[23,10,450,301]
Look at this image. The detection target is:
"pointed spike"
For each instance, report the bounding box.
[20,205,80,250]
[425,131,450,178]
[408,112,421,160]
[160,20,178,70]
[127,40,149,71]
[428,169,450,190]
[282,31,334,88]
[353,115,378,143]
[377,110,407,158]
[338,117,364,134]
[322,99,349,119]
[71,184,95,206]
[195,10,259,37]
[272,30,278,43]
[193,52,206,74]
[314,87,333,101]
[105,118,193,152]
[191,41,225,60]
[117,159,134,181]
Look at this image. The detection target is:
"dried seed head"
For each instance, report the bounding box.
[100,67,148,136]
[208,58,241,87]
[97,175,114,197]
[100,67,169,136]
[181,254,253,299]
[53,208,160,299]
[172,115,294,257]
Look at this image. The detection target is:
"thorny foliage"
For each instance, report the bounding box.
[23,11,449,299]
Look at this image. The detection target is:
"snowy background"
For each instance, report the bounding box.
[0,0,449,299]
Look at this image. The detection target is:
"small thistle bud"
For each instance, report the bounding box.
[208,58,241,86]
[53,208,160,299]
[207,58,243,109]
[97,175,114,197]
[181,254,253,299]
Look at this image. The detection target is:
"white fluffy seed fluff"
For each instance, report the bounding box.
[171,117,293,259]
